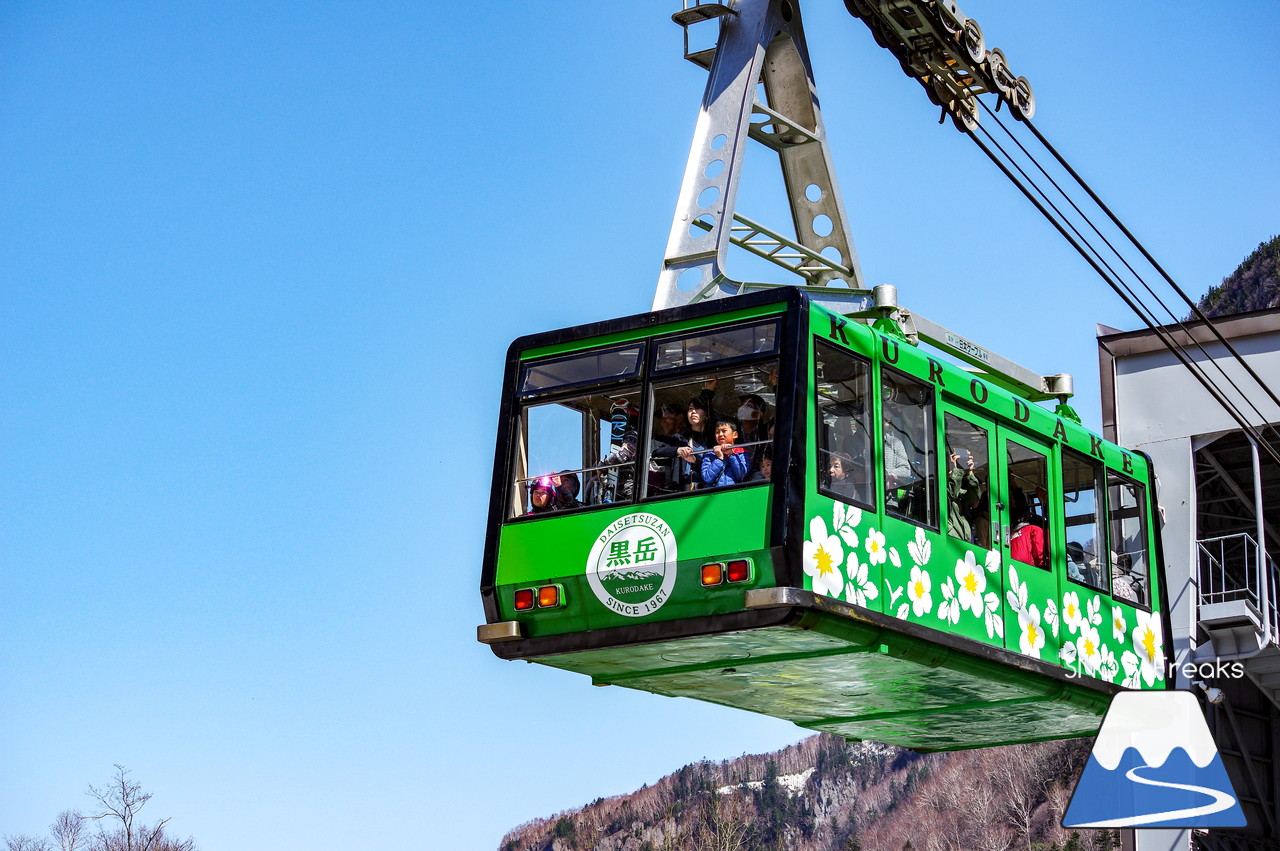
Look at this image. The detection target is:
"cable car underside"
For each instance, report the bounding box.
[487,587,1116,752]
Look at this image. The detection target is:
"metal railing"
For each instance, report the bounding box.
[1197,532,1280,639]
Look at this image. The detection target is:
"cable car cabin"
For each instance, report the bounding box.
[478,289,1171,751]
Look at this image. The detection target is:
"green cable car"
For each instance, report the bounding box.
[478,288,1171,751]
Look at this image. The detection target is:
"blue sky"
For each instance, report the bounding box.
[3,2,1277,849]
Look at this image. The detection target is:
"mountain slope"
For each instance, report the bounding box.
[499,734,1119,851]
[1195,235,1280,318]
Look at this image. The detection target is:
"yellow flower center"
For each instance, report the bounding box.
[963,573,978,594]
[1067,604,1076,619]
[1141,627,1156,662]
[870,540,881,553]
[1084,638,1096,657]
[913,581,925,598]
[1115,618,1124,633]
[1027,623,1039,645]
[815,545,834,576]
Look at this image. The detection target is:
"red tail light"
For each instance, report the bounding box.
[514,588,535,611]
[727,559,751,583]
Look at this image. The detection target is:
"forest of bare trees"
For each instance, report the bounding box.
[3,766,196,851]
[500,735,1123,851]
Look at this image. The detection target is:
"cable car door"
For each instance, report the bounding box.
[996,429,1060,660]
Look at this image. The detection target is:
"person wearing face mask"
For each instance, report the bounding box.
[736,393,770,473]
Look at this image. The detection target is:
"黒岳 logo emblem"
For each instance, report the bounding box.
[586,513,678,617]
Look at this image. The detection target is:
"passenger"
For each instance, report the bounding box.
[737,393,770,471]
[1009,490,1048,568]
[1066,541,1088,583]
[946,448,982,542]
[748,447,773,482]
[676,396,715,490]
[527,476,558,515]
[593,431,638,503]
[1113,554,1144,603]
[700,416,750,487]
[883,420,914,510]
[553,470,583,509]
[648,403,688,494]
[826,451,859,501]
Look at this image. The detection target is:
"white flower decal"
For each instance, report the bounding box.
[1059,641,1078,666]
[1044,598,1060,638]
[803,516,845,598]
[885,581,908,619]
[866,528,887,566]
[888,547,902,569]
[908,527,931,568]
[982,591,1004,640]
[937,577,961,625]
[845,550,878,608]
[983,549,1002,574]
[955,552,986,617]
[1098,644,1119,681]
[1086,595,1102,626]
[1062,591,1084,635]
[1110,606,1128,643]
[833,502,862,534]
[1017,603,1045,657]
[1131,610,1166,686]
[1005,565,1028,614]
[1120,649,1142,688]
[907,566,933,617]
[1076,624,1102,676]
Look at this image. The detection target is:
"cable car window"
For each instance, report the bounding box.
[511,387,642,517]
[1007,441,1050,569]
[881,366,937,529]
[1108,472,1149,606]
[1062,448,1108,592]
[944,413,990,547]
[519,345,644,396]
[645,365,775,496]
[815,341,873,509]
[653,321,778,372]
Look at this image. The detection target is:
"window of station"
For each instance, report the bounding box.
[645,364,776,496]
[881,367,937,529]
[943,413,991,547]
[1006,441,1050,569]
[815,341,873,509]
[1108,472,1149,606]
[1062,449,1108,592]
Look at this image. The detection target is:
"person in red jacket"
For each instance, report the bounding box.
[1009,490,1048,568]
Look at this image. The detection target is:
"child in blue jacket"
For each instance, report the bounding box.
[700,416,750,487]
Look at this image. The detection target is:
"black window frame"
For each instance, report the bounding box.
[1004,434,1053,572]
[814,338,875,513]
[1060,446,1110,594]
[942,409,993,548]
[1106,468,1152,612]
[879,363,940,532]
[503,317,788,522]
[517,342,647,400]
